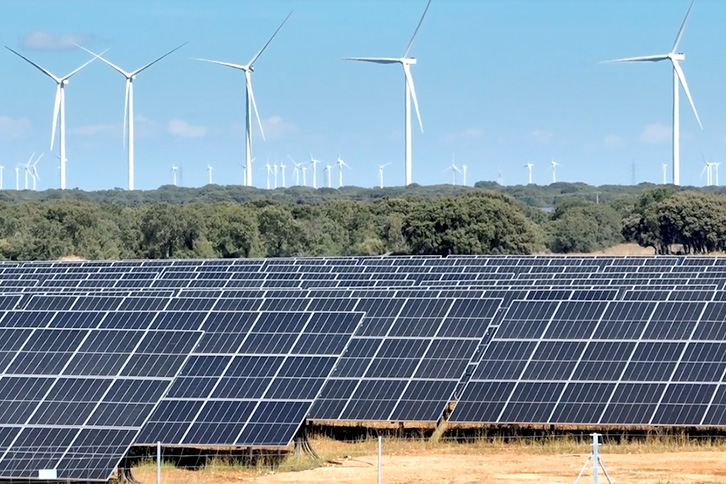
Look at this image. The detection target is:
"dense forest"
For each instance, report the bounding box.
[0,182,721,260]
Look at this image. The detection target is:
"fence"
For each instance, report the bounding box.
[127,433,726,484]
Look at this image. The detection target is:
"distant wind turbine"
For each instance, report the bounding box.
[207,165,213,185]
[343,0,431,186]
[444,161,461,185]
[461,164,467,186]
[525,163,534,184]
[6,47,100,190]
[77,43,187,191]
[309,153,321,188]
[662,163,668,184]
[714,162,721,186]
[324,164,333,188]
[193,12,291,187]
[301,166,308,187]
[171,165,179,186]
[550,160,560,183]
[273,163,279,189]
[497,166,503,185]
[336,155,350,188]
[279,161,286,188]
[603,0,701,186]
[24,153,34,190]
[377,163,391,188]
[29,153,43,191]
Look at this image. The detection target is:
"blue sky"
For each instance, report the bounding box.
[0,0,724,191]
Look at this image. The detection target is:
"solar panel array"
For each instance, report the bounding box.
[1,256,726,480]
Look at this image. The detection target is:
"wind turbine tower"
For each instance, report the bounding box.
[6,47,99,190]
[378,163,391,188]
[662,163,668,184]
[336,155,350,188]
[309,154,320,188]
[603,0,701,185]
[324,164,333,188]
[343,0,431,186]
[550,160,560,183]
[461,164,467,186]
[279,162,286,188]
[78,43,187,191]
[194,13,291,187]
[207,165,213,185]
[525,163,534,185]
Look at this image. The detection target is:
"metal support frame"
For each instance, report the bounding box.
[574,433,614,484]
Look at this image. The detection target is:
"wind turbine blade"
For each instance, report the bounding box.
[246,73,265,141]
[248,11,292,67]
[51,85,61,150]
[673,61,702,129]
[403,0,432,58]
[132,42,188,76]
[342,57,400,64]
[4,46,61,82]
[63,50,107,80]
[600,55,669,63]
[403,64,423,133]
[192,58,247,70]
[123,80,130,147]
[672,0,696,53]
[75,43,129,76]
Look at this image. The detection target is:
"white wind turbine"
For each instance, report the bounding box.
[336,155,350,188]
[265,162,273,190]
[6,47,100,190]
[700,160,711,186]
[194,13,291,187]
[24,153,34,190]
[377,163,391,188]
[343,0,431,186]
[714,162,721,186]
[273,163,279,189]
[301,166,308,187]
[444,162,461,185]
[324,164,333,188]
[525,163,534,184]
[293,163,302,186]
[309,154,321,188]
[77,43,187,191]
[461,164,467,186]
[29,153,43,191]
[171,165,179,186]
[497,167,503,185]
[550,160,560,183]
[279,161,286,188]
[207,165,213,185]
[662,163,668,184]
[603,0,701,186]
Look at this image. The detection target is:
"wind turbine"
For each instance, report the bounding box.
[444,162,461,185]
[343,0,431,186]
[5,47,100,190]
[336,155,350,188]
[714,162,721,186]
[324,164,333,188]
[461,164,467,186]
[525,163,534,184]
[24,153,34,190]
[602,0,701,186]
[290,156,302,186]
[193,13,291,188]
[301,166,308,187]
[29,153,43,191]
[265,162,273,190]
[662,163,668,184]
[279,161,286,188]
[171,165,179,186]
[273,163,279,189]
[377,163,391,188]
[77,43,187,191]
[207,165,213,185]
[550,160,560,183]
[309,154,321,188]
[497,166,503,185]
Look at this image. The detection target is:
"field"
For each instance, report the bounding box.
[133,437,726,484]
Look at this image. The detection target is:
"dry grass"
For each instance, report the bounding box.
[131,434,726,484]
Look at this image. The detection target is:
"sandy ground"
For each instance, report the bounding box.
[136,448,726,484]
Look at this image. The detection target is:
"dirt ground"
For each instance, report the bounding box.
[136,447,726,484]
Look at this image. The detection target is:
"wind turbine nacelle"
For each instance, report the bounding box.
[404,57,417,65]
[670,53,685,61]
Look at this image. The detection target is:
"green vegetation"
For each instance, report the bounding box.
[0,181,723,260]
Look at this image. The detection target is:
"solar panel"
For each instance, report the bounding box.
[0,300,202,481]
[451,296,726,427]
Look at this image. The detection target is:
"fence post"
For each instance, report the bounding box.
[378,435,383,484]
[592,433,599,484]
[157,441,161,484]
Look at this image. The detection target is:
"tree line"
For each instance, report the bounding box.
[0,183,722,260]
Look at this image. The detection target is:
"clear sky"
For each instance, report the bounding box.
[0,0,724,191]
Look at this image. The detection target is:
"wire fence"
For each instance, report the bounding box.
[124,432,726,484]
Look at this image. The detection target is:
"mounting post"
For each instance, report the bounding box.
[573,433,614,484]
[378,435,383,484]
[156,441,161,484]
